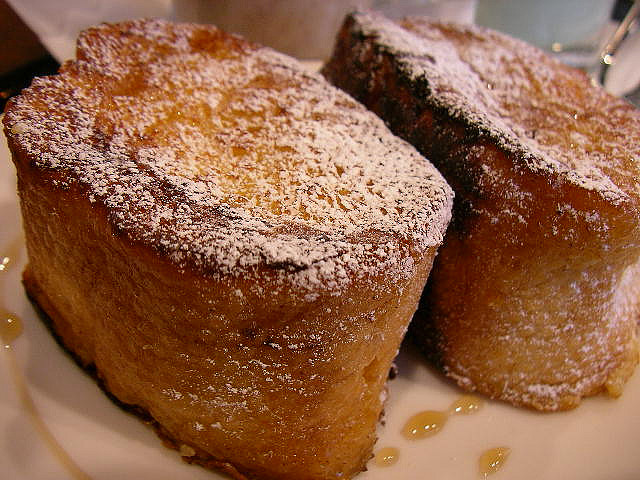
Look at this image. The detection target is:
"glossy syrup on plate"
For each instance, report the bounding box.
[401,394,485,440]
[1,245,92,480]
[479,447,511,478]
[373,446,399,467]
[374,394,510,476]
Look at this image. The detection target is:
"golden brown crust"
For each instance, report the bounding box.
[3,19,452,289]
[16,161,437,478]
[323,11,640,411]
[4,19,452,480]
[23,274,253,480]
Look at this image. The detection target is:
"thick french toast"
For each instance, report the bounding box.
[3,19,453,480]
[323,11,640,411]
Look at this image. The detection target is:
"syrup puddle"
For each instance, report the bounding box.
[374,393,511,476]
[402,394,485,440]
[478,446,511,478]
[1,246,92,480]
[373,446,399,467]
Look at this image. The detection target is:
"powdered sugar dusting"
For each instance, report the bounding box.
[351,11,640,205]
[3,19,453,292]
[326,11,640,410]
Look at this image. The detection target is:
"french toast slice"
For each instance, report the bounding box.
[323,11,640,411]
[3,19,453,480]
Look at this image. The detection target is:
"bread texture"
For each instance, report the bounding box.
[3,19,453,480]
[323,11,640,411]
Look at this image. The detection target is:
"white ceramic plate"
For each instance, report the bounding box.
[1,124,639,480]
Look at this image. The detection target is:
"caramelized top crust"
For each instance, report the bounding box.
[349,11,640,207]
[3,19,453,292]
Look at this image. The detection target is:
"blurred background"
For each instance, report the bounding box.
[1,0,639,109]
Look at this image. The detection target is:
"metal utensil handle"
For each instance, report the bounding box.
[599,0,640,84]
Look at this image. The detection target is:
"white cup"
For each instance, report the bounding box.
[372,0,478,23]
[475,0,616,68]
[172,0,373,60]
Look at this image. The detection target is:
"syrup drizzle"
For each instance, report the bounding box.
[478,447,511,478]
[1,313,22,347]
[373,446,399,467]
[402,409,448,439]
[402,394,484,440]
[449,394,484,416]
[389,394,510,477]
[1,247,92,480]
